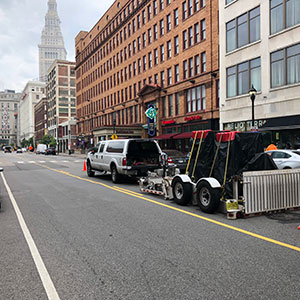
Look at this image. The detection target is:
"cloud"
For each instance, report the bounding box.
[0,0,115,91]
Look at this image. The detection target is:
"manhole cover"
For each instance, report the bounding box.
[266,211,300,223]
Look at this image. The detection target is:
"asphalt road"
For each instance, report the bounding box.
[0,151,300,300]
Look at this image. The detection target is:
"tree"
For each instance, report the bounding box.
[49,136,56,147]
[41,134,51,145]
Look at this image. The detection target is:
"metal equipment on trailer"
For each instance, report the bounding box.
[139,130,300,219]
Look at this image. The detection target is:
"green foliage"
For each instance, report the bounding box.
[49,136,56,147]
[41,134,56,147]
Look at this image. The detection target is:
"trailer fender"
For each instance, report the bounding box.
[196,177,221,189]
[173,174,193,184]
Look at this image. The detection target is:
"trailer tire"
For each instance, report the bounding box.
[172,177,192,206]
[197,181,220,213]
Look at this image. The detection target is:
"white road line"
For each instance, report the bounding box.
[50,161,56,163]
[0,173,61,300]
[62,161,69,163]
[39,161,46,163]
[17,161,24,164]
[28,161,36,164]
[74,160,82,163]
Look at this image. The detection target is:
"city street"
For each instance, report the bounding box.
[0,152,300,299]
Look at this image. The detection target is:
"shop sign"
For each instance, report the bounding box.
[145,104,157,137]
[184,115,202,122]
[224,120,266,132]
[162,120,175,125]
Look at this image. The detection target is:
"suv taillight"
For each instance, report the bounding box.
[122,157,127,166]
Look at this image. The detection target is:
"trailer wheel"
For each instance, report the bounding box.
[172,177,192,206]
[197,181,220,213]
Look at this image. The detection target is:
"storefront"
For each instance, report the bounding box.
[93,126,142,142]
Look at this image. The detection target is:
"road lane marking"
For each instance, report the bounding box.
[36,164,300,253]
[17,161,24,164]
[0,172,61,300]
[29,161,36,164]
[39,161,46,163]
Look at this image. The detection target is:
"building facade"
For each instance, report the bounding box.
[47,60,76,149]
[75,0,220,153]
[19,81,46,144]
[38,0,67,82]
[0,90,20,146]
[57,119,77,153]
[34,98,48,144]
[219,0,300,149]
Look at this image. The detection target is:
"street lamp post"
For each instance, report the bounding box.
[248,85,257,128]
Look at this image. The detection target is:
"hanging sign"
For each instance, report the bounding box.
[145,104,157,137]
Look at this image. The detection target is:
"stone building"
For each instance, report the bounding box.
[39,0,67,82]
[19,82,46,144]
[0,90,21,146]
[75,0,219,153]
[219,0,300,149]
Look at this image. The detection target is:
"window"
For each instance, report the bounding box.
[167,40,172,58]
[154,48,158,65]
[148,28,152,44]
[183,2,187,20]
[195,54,200,75]
[147,5,151,20]
[175,93,180,115]
[271,43,300,87]
[175,64,179,82]
[167,14,171,31]
[183,60,188,79]
[138,36,141,50]
[142,10,146,25]
[137,14,141,29]
[161,70,165,87]
[271,0,300,34]
[188,0,193,16]
[162,96,167,117]
[189,57,194,77]
[188,26,193,46]
[160,19,164,36]
[195,23,200,44]
[201,52,206,72]
[154,24,158,40]
[174,36,179,55]
[160,0,164,10]
[167,67,172,85]
[154,0,158,15]
[160,44,165,62]
[138,58,142,73]
[195,0,200,12]
[143,55,147,71]
[168,95,173,116]
[186,85,206,112]
[183,30,188,49]
[226,6,260,52]
[200,19,206,40]
[226,0,235,4]
[227,57,261,97]
[154,73,159,84]
[148,52,153,68]
[143,32,146,47]
[174,8,179,27]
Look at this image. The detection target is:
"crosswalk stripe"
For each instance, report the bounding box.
[28,161,36,164]
[39,161,46,163]
[17,161,24,164]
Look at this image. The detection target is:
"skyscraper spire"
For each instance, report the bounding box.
[38,0,67,82]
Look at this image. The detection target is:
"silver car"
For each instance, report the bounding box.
[266,149,300,169]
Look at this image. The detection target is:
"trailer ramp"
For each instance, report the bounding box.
[243,169,300,215]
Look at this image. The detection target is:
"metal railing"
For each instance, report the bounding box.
[243,169,300,214]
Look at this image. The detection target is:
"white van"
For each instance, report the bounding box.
[36,144,47,154]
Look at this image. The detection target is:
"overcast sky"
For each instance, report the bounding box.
[0,0,115,92]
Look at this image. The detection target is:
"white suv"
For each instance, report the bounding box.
[86,139,163,183]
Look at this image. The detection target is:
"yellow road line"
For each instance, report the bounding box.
[37,164,300,253]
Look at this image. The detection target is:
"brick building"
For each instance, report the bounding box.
[47,60,76,151]
[34,98,48,144]
[75,0,219,153]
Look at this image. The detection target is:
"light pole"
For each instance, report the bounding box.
[248,85,257,128]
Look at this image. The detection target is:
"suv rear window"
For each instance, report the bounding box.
[128,140,159,154]
[106,141,125,153]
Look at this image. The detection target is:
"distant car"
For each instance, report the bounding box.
[45,147,56,155]
[4,146,12,153]
[266,149,300,169]
[16,148,22,154]
[163,149,188,173]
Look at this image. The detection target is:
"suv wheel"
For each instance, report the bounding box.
[87,161,95,177]
[111,165,120,183]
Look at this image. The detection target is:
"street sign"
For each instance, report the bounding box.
[111,134,118,140]
[145,104,157,137]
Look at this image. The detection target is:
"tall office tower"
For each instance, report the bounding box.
[38,0,67,82]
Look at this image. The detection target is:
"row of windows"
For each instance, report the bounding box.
[226,1,300,53]
[226,42,300,97]
[182,0,205,20]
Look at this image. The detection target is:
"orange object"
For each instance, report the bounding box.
[266,144,278,151]
[298,225,300,230]
[83,160,87,171]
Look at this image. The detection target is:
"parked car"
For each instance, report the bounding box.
[45,147,56,155]
[4,146,12,153]
[16,148,22,154]
[36,144,47,154]
[162,149,188,174]
[266,149,300,169]
[86,139,163,183]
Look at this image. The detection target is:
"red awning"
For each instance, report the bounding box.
[154,133,178,140]
[173,132,193,139]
